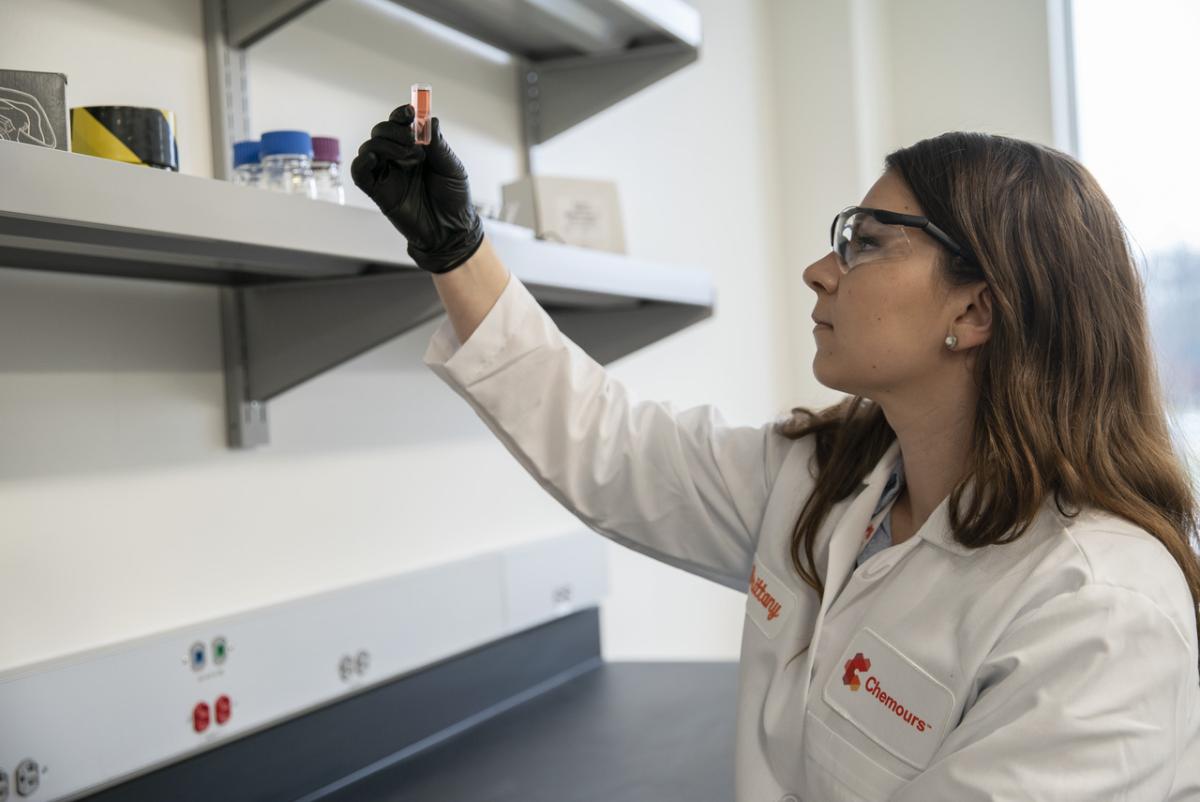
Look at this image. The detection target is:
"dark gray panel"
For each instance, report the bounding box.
[236,270,443,400]
[225,0,328,48]
[526,41,699,144]
[548,298,713,364]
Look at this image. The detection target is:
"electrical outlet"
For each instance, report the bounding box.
[215,694,232,725]
[0,768,9,802]
[354,650,370,675]
[337,655,354,681]
[15,759,39,797]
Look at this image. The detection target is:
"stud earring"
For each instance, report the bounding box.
[944,334,958,350]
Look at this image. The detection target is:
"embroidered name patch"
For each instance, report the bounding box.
[745,559,795,639]
[823,627,955,769]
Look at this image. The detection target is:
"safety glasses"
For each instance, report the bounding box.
[830,205,978,272]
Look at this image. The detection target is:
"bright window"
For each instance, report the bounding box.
[1069,0,1200,475]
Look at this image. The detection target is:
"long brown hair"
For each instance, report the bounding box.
[778,132,1200,675]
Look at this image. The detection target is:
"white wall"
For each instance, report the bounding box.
[765,0,1056,412]
[0,0,1059,672]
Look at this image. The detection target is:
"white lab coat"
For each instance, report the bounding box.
[423,271,1200,801]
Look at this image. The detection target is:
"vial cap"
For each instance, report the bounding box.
[260,130,313,158]
[232,140,260,166]
[312,136,340,164]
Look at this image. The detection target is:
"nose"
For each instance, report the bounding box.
[803,251,841,296]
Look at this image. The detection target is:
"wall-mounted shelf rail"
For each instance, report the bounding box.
[0,142,715,448]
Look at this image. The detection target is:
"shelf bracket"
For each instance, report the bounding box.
[520,41,698,148]
[542,294,712,365]
[220,270,442,448]
[220,286,269,447]
[218,269,711,448]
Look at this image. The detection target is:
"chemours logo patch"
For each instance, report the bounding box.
[840,649,932,732]
[825,629,957,769]
[842,652,870,691]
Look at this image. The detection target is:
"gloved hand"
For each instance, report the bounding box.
[350,104,485,274]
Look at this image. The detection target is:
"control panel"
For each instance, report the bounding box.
[0,530,606,801]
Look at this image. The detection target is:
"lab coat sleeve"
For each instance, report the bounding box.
[422,271,790,592]
[890,583,1196,801]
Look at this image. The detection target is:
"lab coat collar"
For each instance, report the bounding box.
[819,442,906,608]
[858,439,976,558]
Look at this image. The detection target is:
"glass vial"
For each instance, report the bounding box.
[231,140,261,187]
[259,130,317,199]
[411,83,431,145]
[311,136,345,205]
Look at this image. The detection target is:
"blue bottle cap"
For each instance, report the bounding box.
[260,130,313,158]
[232,140,260,167]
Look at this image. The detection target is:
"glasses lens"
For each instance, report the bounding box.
[832,208,913,271]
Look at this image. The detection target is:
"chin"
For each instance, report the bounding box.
[812,361,846,394]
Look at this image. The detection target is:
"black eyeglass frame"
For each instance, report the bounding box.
[830,205,979,269]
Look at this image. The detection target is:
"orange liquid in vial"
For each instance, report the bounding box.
[411,83,431,145]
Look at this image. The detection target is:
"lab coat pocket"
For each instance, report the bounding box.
[803,710,909,802]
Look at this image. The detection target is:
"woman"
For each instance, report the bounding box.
[352,104,1200,800]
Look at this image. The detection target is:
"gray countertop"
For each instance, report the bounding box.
[320,661,740,802]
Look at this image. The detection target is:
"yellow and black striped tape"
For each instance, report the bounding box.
[70,106,178,171]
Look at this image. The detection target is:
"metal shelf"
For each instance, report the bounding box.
[0,142,715,448]
[203,0,702,177]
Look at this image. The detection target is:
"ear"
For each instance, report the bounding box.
[954,281,993,347]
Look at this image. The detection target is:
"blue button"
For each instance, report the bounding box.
[190,641,206,670]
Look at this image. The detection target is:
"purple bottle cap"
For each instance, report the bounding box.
[312,136,340,164]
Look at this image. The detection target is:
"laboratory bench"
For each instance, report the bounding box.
[83,609,738,802]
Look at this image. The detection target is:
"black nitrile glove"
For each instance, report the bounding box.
[351,104,484,274]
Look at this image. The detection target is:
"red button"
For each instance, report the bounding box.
[193,702,211,732]
[215,695,231,725]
